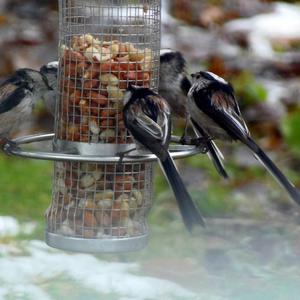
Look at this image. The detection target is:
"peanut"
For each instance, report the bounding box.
[88,91,108,106]
[100,74,119,86]
[69,90,81,105]
[84,211,97,227]
[64,49,85,63]
[100,129,116,143]
[89,119,100,135]
[83,79,99,89]
[107,85,124,102]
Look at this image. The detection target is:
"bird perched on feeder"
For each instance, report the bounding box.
[159,49,229,179]
[123,84,205,231]
[188,70,300,205]
[159,49,192,118]
[0,68,53,148]
[40,61,58,116]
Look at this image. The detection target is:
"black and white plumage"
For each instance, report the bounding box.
[123,85,205,231]
[39,55,227,179]
[160,49,229,179]
[159,49,191,118]
[40,61,58,116]
[188,70,300,205]
[0,68,52,146]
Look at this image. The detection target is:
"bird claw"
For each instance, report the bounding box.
[116,151,126,166]
[179,135,192,145]
[116,148,136,167]
[190,137,210,154]
[179,135,210,154]
[0,138,18,152]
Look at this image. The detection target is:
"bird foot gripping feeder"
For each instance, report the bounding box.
[4,0,203,253]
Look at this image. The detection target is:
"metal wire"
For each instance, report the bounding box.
[4,133,202,163]
[48,0,161,250]
[48,161,153,238]
[55,0,161,144]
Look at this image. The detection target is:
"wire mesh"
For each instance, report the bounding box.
[47,0,161,251]
[47,161,153,238]
[56,0,161,143]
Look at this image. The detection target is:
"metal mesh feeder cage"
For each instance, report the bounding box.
[45,0,161,253]
[47,160,154,252]
[3,0,205,254]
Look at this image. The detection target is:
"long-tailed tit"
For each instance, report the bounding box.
[39,55,226,181]
[188,71,300,205]
[159,49,191,118]
[40,61,58,116]
[160,49,229,179]
[123,85,205,231]
[0,68,52,147]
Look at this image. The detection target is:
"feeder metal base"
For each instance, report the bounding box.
[45,232,148,253]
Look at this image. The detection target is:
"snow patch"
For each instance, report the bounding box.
[0,217,20,237]
[0,216,36,238]
[0,240,198,300]
[225,2,300,58]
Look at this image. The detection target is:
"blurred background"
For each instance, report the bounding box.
[1,0,300,299]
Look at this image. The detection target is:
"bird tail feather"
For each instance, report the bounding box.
[190,118,229,179]
[246,137,300,205]
[206,140,229,179]
[159,153,205,231]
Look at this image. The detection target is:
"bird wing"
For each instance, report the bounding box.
[148,95,171,148]
[124,95,171,158]
[194,88,249,141]
[0,83,19,99]
[212,87,249,130]
[0,83,29,114]
[135,108,164,140]
[212,90,249,140]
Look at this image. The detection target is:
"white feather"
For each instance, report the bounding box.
[206,72,228,85]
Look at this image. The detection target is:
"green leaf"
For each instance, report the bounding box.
[281,111,300,156]
[190,187,237,217]
[230,72,268,106]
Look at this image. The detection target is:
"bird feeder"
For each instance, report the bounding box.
[49,0,162,252]
[4,0,203,253]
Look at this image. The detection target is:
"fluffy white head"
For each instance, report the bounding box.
[160,48,174,56]
[47,61,59,69]
[205,71,228,84]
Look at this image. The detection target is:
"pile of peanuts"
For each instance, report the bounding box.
[47,162,152,238]
[58,34,153,143]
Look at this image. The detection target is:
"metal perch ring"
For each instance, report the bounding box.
[3,133,204,163]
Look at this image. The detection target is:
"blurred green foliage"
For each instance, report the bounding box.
[281,110,300,157]
[230,72,268,106]
[191,187,237,217]
[0,155,52,221]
